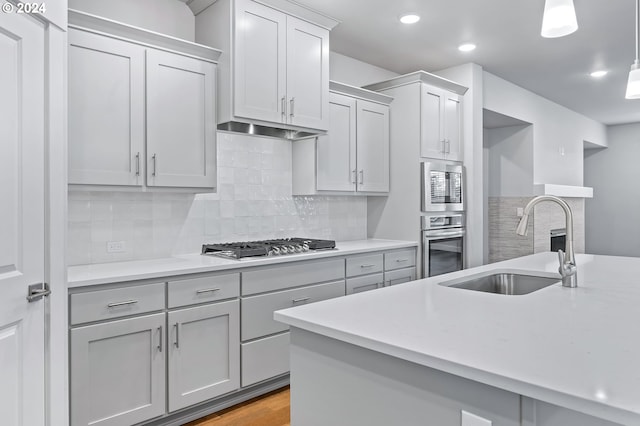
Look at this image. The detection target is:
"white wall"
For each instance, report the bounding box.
[485,124,534,197]
[330,52,399,86]
[68,0,195,41]
[435,63,485,268]
[584,123,640,256]
[483,72,607,187]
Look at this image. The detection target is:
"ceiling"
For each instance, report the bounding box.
[296,0,639,126]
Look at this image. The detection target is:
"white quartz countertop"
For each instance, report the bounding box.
[275,253,640,425]
[67,239,417,287]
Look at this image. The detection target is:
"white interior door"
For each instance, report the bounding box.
[0,9,46,426]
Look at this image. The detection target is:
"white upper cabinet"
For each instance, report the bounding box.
[285,15,330,130]
[421,85,463,161]
[293,82,392,195]
[233,0,287,124]
[68,29,145,186]
[196,0,336,132]
[67,10,221,190]
[316,93,357,191]
[146,49,216,188]
[356,100,390,192]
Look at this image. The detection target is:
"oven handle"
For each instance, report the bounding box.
[423,229,465,239]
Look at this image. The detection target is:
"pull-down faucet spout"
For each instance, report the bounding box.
[516,195,577,288]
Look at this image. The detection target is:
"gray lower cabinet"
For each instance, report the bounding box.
[69,247,418,425]
[167,300,240,412]
[70,313,166,426]
[346,273,384,295]
[385,267,417,286]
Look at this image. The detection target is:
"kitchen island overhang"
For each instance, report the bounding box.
[275,253,640,425]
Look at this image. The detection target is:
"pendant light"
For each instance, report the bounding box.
[541,0,578,38]
[626,0,640,99]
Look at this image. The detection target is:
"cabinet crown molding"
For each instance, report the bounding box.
[363,71,469,96]
[68,9,222,62]
[329,81,394,106]
[188,0,340,29]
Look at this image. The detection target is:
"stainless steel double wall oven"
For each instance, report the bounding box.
[421,160,465,277]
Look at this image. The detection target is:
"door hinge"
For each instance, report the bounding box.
[27,282,50,303]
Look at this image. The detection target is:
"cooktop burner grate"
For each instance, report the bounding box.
[201,238,336,259]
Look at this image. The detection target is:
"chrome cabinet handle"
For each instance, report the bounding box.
[152,153,157,176]
[359,170,364,185]
[360,264,376,268]
[157,326,163,352]
[107,300,138,308]
[135,152,140,176]
[352,169,357,184]
[174,323,180,348]
[396,259,409,263]
[290,97,295,117]
[196,288,220,295]
[446,139,451,153]
[441,139,446,153]
[292,296,310,304]
[281,96,286,119]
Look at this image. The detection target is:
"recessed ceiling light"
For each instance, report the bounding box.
[399,14,420,24]
[590,70,608,78]
[458,43,476,52]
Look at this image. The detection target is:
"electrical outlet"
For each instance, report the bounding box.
[516,207,524,217]
[106,241,126,253]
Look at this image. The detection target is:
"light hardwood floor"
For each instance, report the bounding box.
[186,386,290,426]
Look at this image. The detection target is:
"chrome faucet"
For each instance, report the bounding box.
[515,195,577,288]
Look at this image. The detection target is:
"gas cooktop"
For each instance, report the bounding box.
[201,238,336,259]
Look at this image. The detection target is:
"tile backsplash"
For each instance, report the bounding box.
[68,133,367,265]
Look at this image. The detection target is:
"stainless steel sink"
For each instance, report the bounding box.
[440,272,561,295]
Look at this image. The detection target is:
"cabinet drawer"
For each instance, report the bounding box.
[384,248,416,271]
[242,258,344,295]
[385,267,417,286]
[346,253,383,277]
[241,332,290,387]
[168,273,239,308]
[242,280,344,341]
[346,273,384,295]
[70,283,165,325]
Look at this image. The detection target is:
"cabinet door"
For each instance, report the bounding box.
[286,15,329,130]
[421,86,445,159]
[317,92,357,191]
[356,100,389,192]
[385,267,417,286]
[146,49,216,188]
[68,29,144,186]
[346,274,384,295]
[70,313,165,426]
[444,93,463,161]
[234,0,287,124]
[168,300,240,412]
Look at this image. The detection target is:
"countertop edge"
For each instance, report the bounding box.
[67,239,418,288]
[275,312,637,425]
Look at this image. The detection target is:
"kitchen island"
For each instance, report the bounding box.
[274,253,640,426]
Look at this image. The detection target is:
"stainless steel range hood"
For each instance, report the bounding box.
[217,121,322,140]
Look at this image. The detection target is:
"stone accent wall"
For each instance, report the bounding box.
[488,197,585,263]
